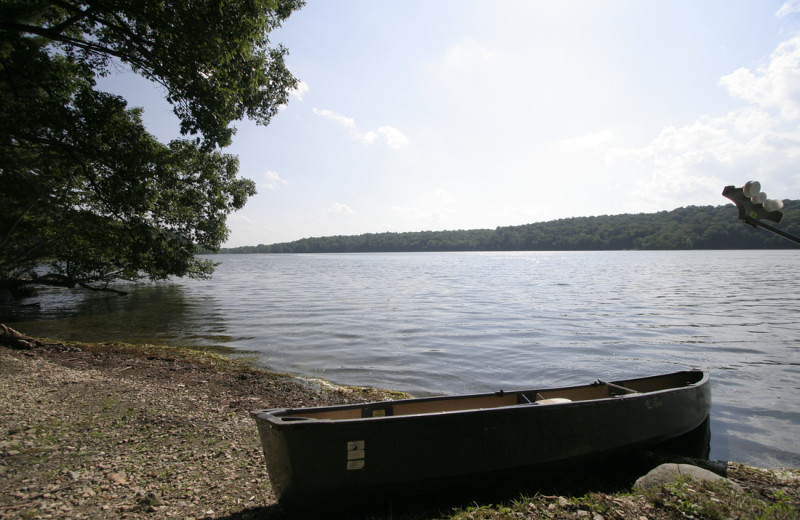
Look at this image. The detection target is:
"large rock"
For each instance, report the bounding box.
[634,463,743,493]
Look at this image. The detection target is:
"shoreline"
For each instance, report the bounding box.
[1,328,798,519]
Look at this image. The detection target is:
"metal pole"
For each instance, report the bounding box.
[743,216,800,245]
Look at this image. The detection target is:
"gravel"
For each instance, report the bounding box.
[0,338,401,519]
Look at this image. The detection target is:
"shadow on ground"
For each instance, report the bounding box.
[214,440,721,520]
[214,420,714,519]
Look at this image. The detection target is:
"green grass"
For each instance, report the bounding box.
[433,477,799,520]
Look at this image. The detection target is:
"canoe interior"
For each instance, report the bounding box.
[271,370,705,422]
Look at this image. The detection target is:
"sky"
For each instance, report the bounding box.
[98,0,800,247]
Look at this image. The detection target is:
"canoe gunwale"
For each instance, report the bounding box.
[251,369,709,427]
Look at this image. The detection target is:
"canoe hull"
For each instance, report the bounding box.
[252,370,710,511]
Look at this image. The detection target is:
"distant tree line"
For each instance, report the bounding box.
[221,201,800,254]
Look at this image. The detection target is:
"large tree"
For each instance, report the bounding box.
[0,0,303,296]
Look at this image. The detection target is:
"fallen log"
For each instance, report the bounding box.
[0,324,44,350]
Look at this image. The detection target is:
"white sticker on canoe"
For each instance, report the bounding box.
[346,440,365,470]
[347,459,365,470]
[347,440,365,451]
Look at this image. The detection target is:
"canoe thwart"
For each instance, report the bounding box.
[597,380,640,395]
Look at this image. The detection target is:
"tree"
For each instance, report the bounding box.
[0,0,304,296]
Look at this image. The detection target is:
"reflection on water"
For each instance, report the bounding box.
[1,284,249,356]
[2,250,799,469]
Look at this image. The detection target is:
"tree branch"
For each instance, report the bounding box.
[0,196,41,251]
[46,10,92,36]
[0,20,150,72]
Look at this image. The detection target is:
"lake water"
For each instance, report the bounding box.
[3,251,799,469]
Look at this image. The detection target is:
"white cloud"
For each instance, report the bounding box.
[322,202,355,216]
[378,126,410,149]
[607,36,800,210]
[359,130,377,145]
[313,107,356,128]
[559,129,616,151]
[719,36,800,120]
[443,38,498,74]
[262,170,288,190]
[776,0,800,18]
[607,107,800,209]
[290,80,310,101]
[312,108,409,149]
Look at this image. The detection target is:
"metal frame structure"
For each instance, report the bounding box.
[722,185,800,246]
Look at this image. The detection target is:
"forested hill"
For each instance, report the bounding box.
[223,201,800,254]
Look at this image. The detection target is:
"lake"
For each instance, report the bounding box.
[3,250,799,469]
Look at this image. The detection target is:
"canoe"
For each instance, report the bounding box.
[251,369,710,512]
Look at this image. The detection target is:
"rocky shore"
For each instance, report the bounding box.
[1,327,798,519]
[0,329,403,519]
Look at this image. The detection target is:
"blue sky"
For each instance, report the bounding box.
[99,1,800,247]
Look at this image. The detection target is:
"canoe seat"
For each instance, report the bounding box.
[535,398,572,405]
[362,404,393,417]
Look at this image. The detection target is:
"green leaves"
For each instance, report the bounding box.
[0,0,297,294]
[0,0,304,148]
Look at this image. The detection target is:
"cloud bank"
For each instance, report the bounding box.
[607,35,800,211]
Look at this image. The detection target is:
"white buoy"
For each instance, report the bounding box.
[764,199,785,212]
[751,192,767,204]
[743,181,761,198]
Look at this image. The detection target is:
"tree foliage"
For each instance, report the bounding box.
[227,201,800,254]
[0,0,303,296]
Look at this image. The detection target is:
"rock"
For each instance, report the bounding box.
[108,471,128,484]
[139,491,161,507]
[634,463,743,493]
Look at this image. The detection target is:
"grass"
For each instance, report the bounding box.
[435,477,799,520]
[643,478,797,520]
